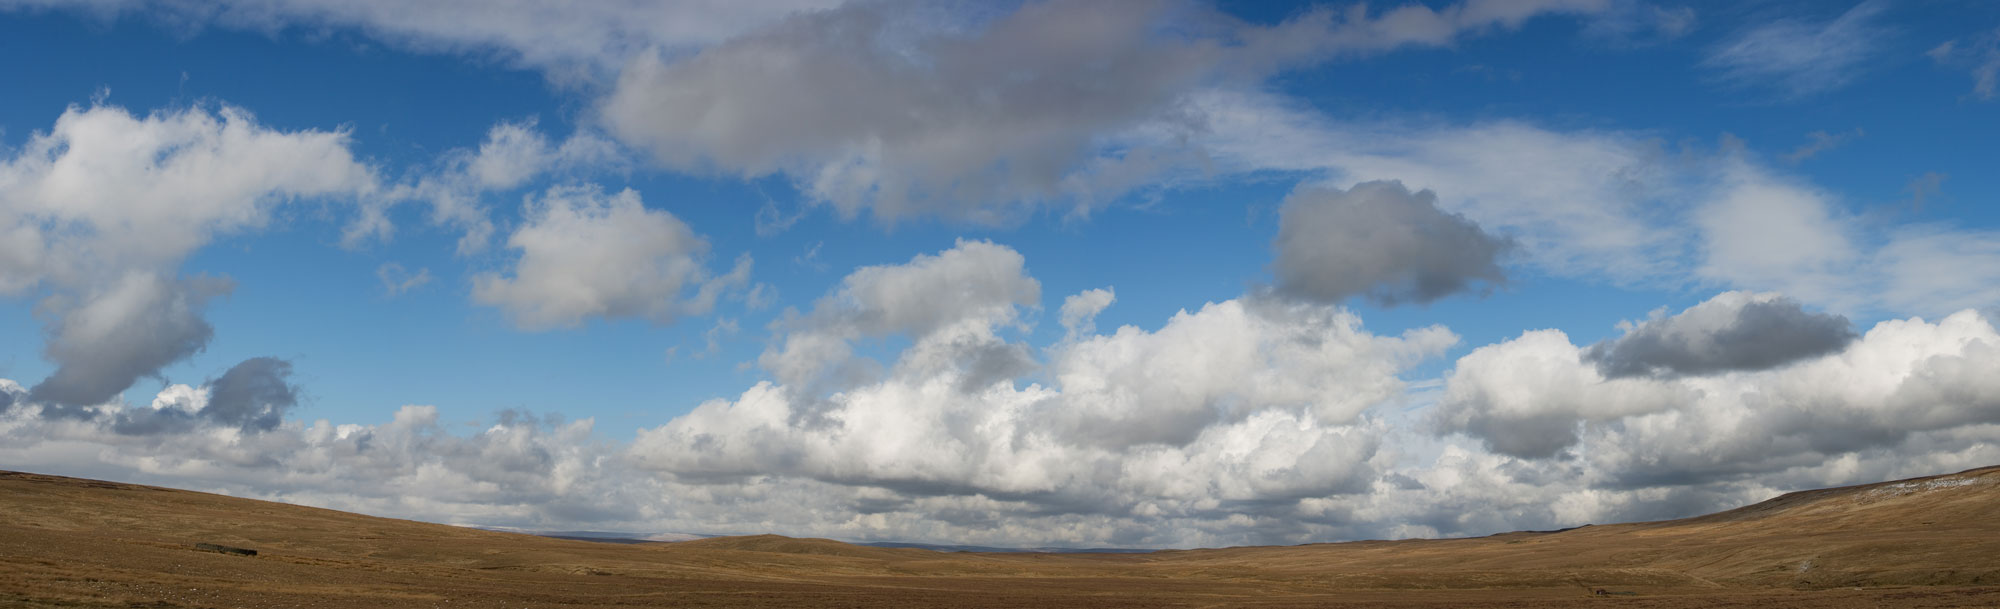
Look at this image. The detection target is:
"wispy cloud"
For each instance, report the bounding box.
[1781,128,1863,164]
[376,263,432,297]
[1704,1,1890,99]
[1929,28,2000,101]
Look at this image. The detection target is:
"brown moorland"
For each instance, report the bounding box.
[3,466,1999,608]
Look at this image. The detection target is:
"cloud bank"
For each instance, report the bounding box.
[7,246,1998,548]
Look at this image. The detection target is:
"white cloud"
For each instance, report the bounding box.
[462,120,622,192]
[4,0,1998,552]
[0,389,641,530]
[1692,159,1857,304]
[1436,293,2000,476]
[7,262,2000,548]
[0,103,376,290]
[632,241,1458,545]
[0,103,377,407]
[351,120,627,254]
[758,239,1041,392]
[472,185,743,330]
[1058,287,1115,341]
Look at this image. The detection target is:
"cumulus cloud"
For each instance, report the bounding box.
[1433,328,1691,458]
[352,120,627,254]
[599,0,1608,222]
[1272,180,1511,306]
[1702,1,1889,99]
[198,357,301,432]
[631,240,1457,544]
[0,103,375,291]
[472,185,747,329]
[7,265,2000,548]
[758,239,1041,393]
[0,102,375,410]
[1437,292,2000,471]
[7,0,2000,551]
[29,274,233,411]
[1059,287,1115,340]
[1585,291,1855,378]
[0,393,639,530]
[109,357,299,435]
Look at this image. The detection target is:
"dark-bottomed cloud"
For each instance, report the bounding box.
[201,356,300,432]
[29,273,233,410]
[110,357,299,435]
[1272,180,1512,306]
[1586,291,1855,378]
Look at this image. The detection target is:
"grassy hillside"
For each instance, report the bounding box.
[3,466,1998,608]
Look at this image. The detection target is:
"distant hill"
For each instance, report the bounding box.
[3,466,1998,608]
[858,540,1155,554]
[501,529,1148,553]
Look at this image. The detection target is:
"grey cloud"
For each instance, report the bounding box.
[1457,411,1583,460]
[109,405,199,436]
[29,273,233,409]
[1586,292,1854,378]
[600,0,1608,222]
[1272,180,1512,307]
[107,357,298,435]
[200,357,299,432]
[600,0,1219,223]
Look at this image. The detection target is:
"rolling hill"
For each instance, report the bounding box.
[3,466,1998,608]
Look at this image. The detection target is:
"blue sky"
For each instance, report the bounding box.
[1,0,1998,548]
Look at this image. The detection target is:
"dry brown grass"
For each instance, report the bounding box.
[4,466,1999,608]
